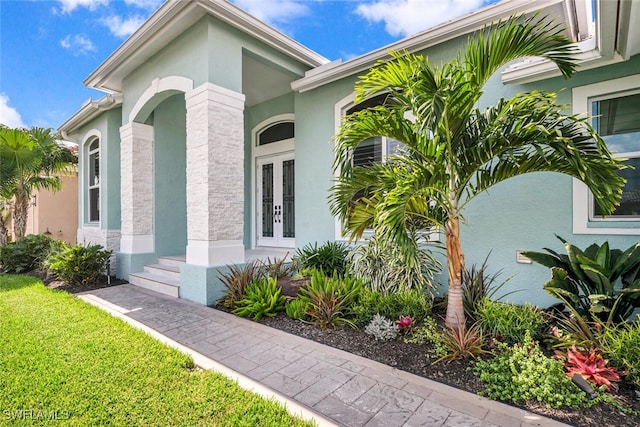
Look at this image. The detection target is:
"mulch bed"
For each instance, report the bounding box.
[25,269,127,294]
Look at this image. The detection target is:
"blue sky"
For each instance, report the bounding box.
[0,0,493,131]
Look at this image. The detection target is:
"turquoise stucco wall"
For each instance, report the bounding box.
[76,107,122,231]
[295,41,640,307]
[152,94,187,256]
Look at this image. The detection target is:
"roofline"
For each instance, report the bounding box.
[291,0,567,92]
[58,95,123,140]
[84,0,328,93]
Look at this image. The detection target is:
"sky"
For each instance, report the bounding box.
[0,0,495,131]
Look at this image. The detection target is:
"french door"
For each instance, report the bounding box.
[256,152,295,247]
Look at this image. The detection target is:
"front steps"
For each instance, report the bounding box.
[129,256,184,297]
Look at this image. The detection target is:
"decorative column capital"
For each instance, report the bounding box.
[185,82,245,112]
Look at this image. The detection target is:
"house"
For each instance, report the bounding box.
[58,0,640,307]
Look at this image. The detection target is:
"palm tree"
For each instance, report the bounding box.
[330,15,626,330]
[0,126,77,240]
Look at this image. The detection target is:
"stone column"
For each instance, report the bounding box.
[119,122,154,254]
[184,82,245,266]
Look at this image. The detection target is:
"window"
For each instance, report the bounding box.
[88,139,100,222]
[591,92,640,218]
[572,74,640,234]
[258,122,294,146]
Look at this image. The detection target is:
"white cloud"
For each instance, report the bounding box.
[232,0,309,24]
[57,0,109,14]
[356,0,486,37]
[60,34,97,55]
[124,0,163,10]
[0,94,26,129]
[100,15,146,38]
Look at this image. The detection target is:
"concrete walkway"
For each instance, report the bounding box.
[78,284,568,427]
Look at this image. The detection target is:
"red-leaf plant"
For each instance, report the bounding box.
[561,345,621,391]
[395,316,415,334]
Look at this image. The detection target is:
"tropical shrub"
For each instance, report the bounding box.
[476,298,545,344]
[285,298,310,321]
[348,233,441,292]
[395,315,415,334]
[462,255,515,321]
[0,233,58,273]
[298,270,361,328]
[434,322,486,363]
[560,346,621,392]
[473,334,592,409]
[601,320,640,388]
[293,241,350,277]
[232,277,285,321]
[44,244,111,286]
[218,261,264,308]
[351,288,432,328]
[364,314,399,341]
[523,237,640,324]
[261,256,293,279]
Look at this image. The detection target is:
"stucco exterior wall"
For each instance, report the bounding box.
[294,36,640,307]
[25,174,78,244]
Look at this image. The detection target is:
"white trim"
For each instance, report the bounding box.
[82,130,102,227]
[572,74,640,235]
[185,82,245,112]
[186,239,245,266]
[250,113,295,249]
[120,234,154,253]
[129,76,193,123]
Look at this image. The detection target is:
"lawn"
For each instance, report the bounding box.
[0,275,314,426]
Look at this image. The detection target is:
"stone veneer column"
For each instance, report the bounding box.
[119,122,154,254]
[184,83,245,266]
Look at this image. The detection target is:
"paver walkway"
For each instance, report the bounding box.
[79,284,568,427]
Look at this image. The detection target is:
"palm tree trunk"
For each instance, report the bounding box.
[445,214,465,330]
[12,192,29,241]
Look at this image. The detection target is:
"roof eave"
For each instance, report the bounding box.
[292,0,567,93]
[58,95,123,141]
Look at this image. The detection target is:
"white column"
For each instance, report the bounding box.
[119,122,154,254]
[185,83,245,266]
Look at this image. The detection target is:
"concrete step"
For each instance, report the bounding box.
[129,272,180,298]
[157,256,186,268]
[144,263,180,281]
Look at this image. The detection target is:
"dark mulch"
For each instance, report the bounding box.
[24,269,127,294]
[256,309,640,427]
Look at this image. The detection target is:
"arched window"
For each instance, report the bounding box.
[257,121,294,146]
[87,138,100,222]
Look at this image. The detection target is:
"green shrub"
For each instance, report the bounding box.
[43,244,111,286]
[349,233,441,292]
[232,277,285,321]
[351,288,432,328]
[0,234,59,273]
[462,255,516,321]
[298,269,361,328]
[476,298,545,344]
[285,298,310,321]
[218,261,264,308]
[404,318,485,363]
[293,241,350,277]
[473,334,592,409]
[601,320,640,388]
[523,237,640,324]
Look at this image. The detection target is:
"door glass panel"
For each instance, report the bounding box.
[282,159,295,238]
[262,163,274,237]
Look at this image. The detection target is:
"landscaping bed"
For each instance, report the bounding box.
[257,308,640,427]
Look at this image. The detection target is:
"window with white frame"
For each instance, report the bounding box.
[87,138,100,222]
[572,75,640,234]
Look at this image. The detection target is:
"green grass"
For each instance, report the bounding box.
[0,275,314,426]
